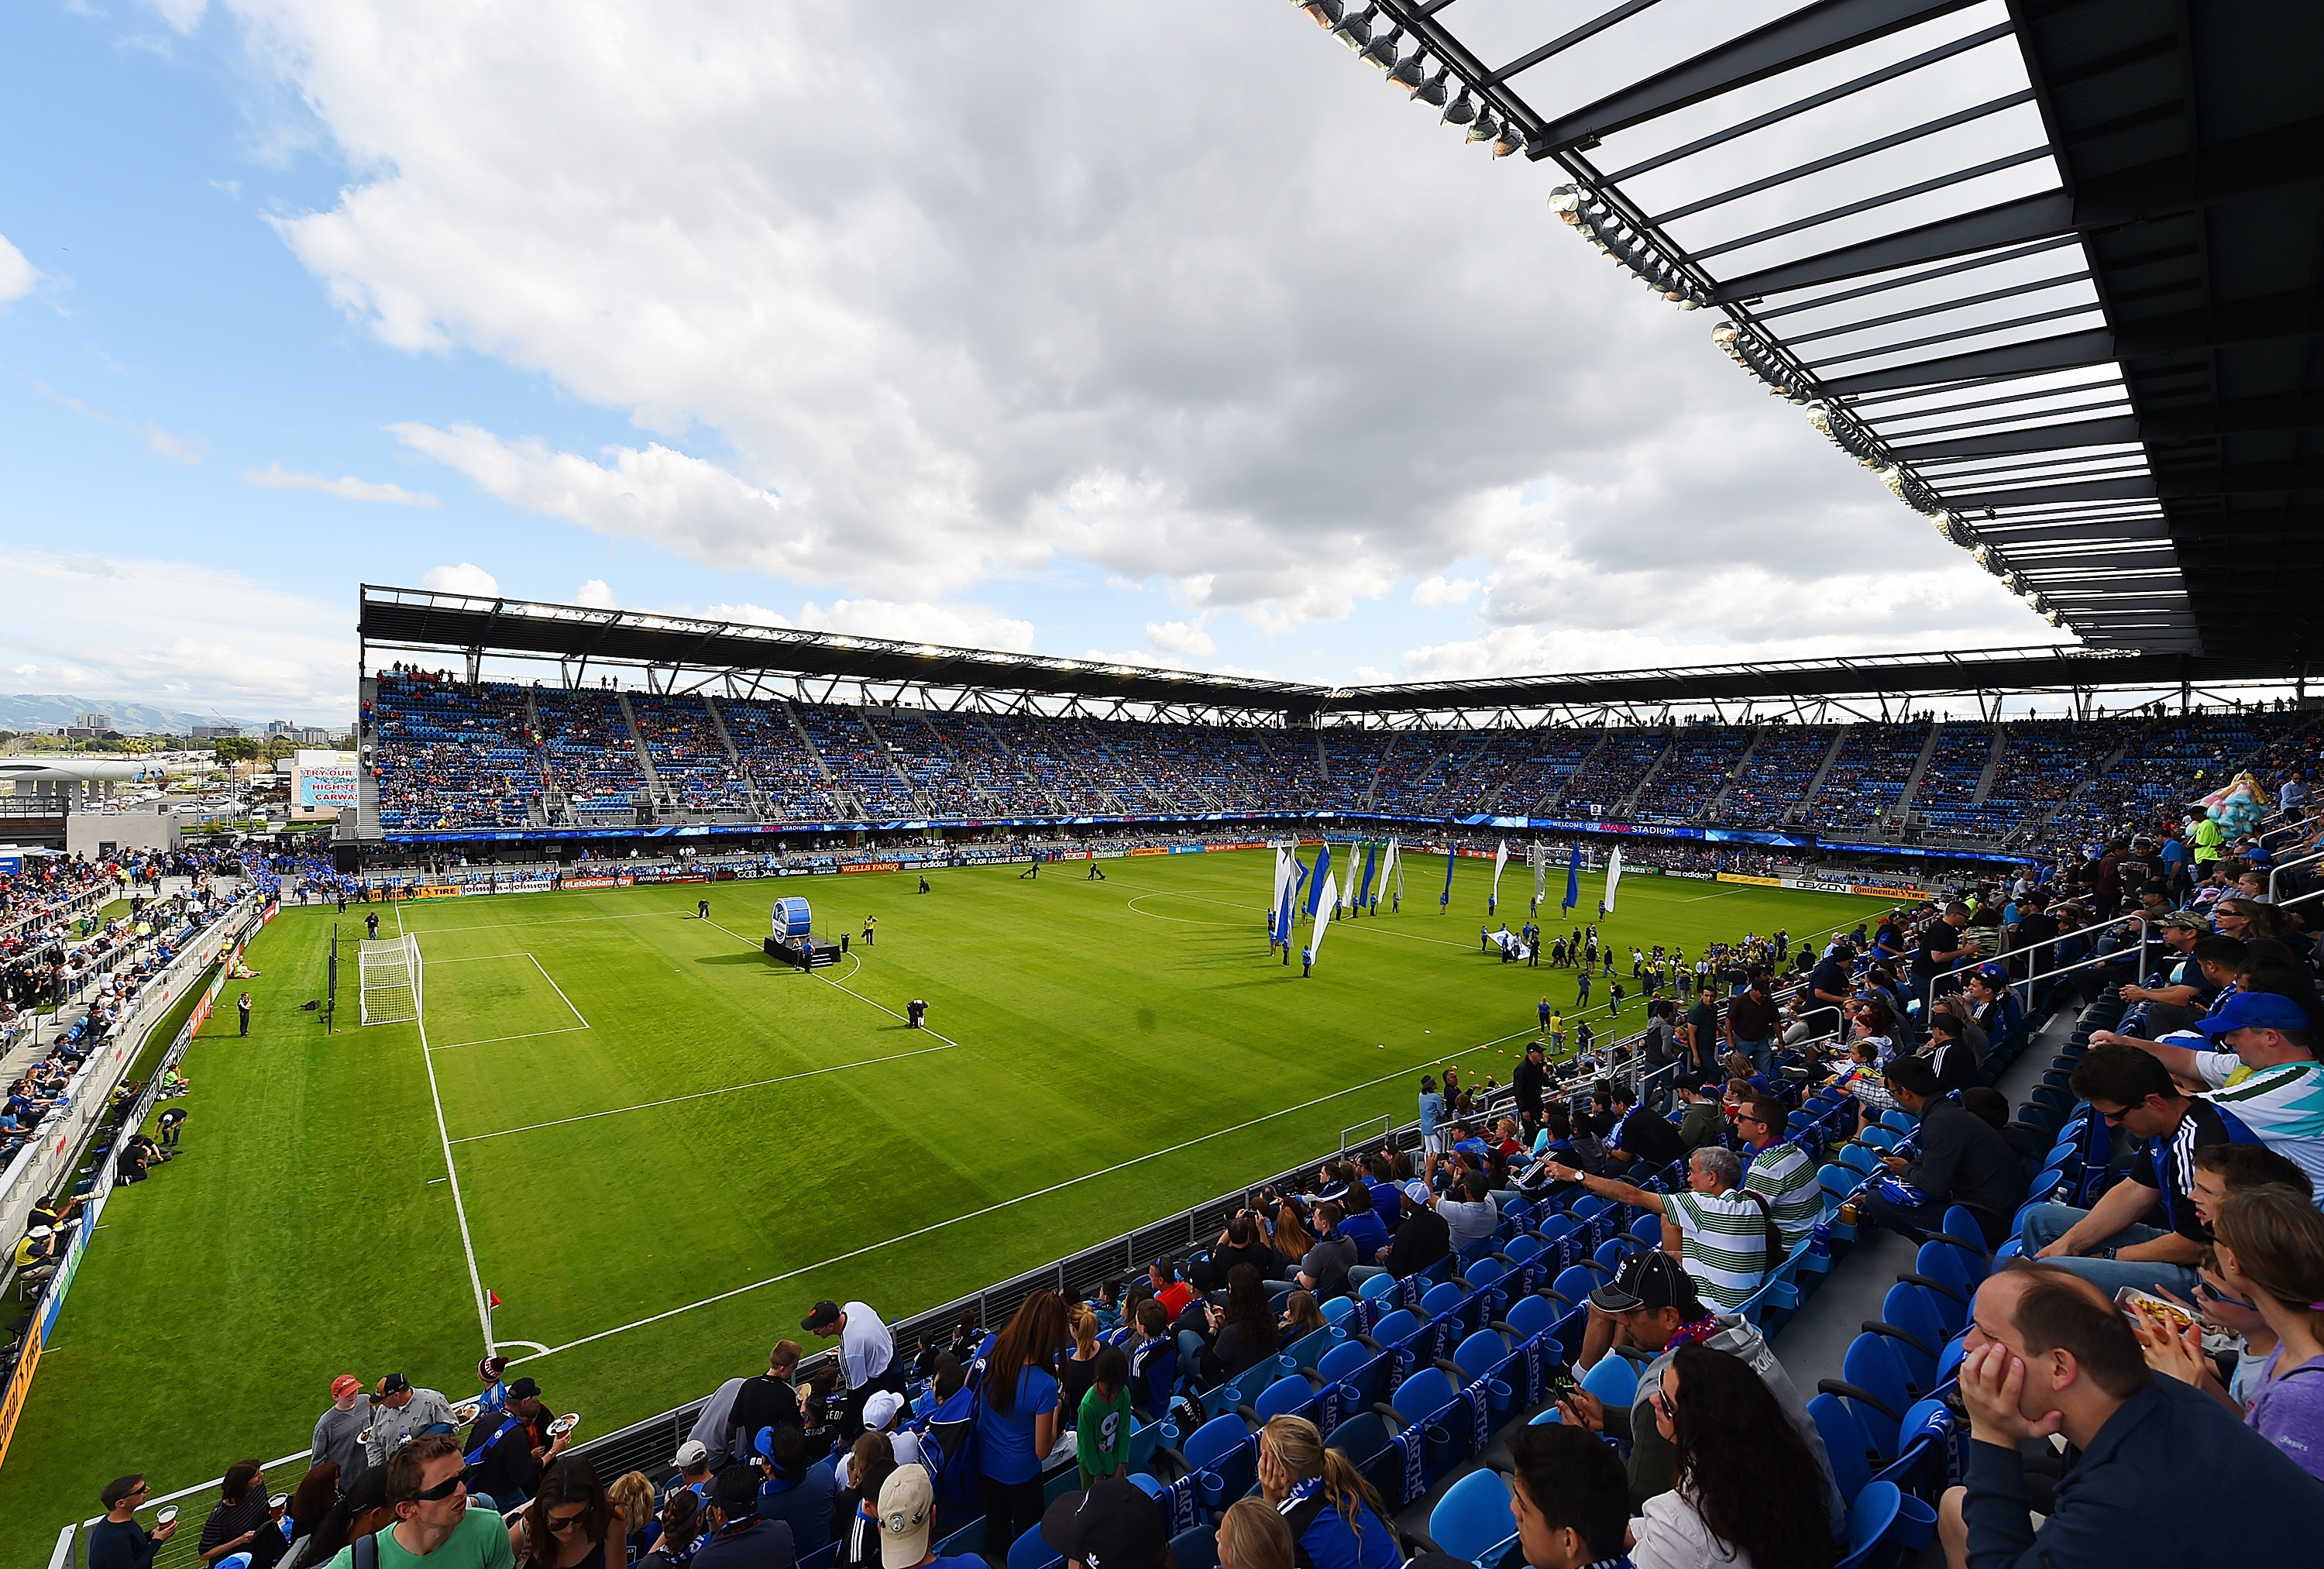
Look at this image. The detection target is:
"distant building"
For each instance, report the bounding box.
[297,727,336,745]
[265,719,297,736]
[191,724,242,740]
[76,712,112,731]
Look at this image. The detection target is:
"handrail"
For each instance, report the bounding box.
[2267,848,2324,906]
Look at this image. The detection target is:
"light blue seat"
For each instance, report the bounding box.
[1428,1467,1515,1563]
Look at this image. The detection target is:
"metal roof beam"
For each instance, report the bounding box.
[1710,191,2072,303]
[1538,0,1978,150]
[1895,413,2143,458]
[1783,268,2089,344]
[1825,326,2114,395]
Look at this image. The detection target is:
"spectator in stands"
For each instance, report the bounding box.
[974,1289,1064,1558]
[510,1456,627,1569]
[311,1376,369,1474]
[281,1465,391,1569]
[1433,1172,1501,1253]
[1377,1180,1450,1277]
[642,1492,702,1569]
[284,1465,341,1555]
[727,1344,803,1464]
[1277,1290,1326,1340]
[1503,1423,1628,1569]
[1253,1415,1400,1569]
[1866,1055,2026,1247]
[1923,1011,1982,1094]
[363,1374,457,1469]
[1556,1251,1842,1534]
[1939,1261,2324,1569]
[321,1433,508,1569]
[1194,1264,1279,1385]
[2209,1185,2324,1478]
[1630,1341,1839,1569]
[88,1474,177,1569]
[749,1424,830,1559]
[693,1465,794,1569]
[1602,1081,1685,1174]
[1673,1080,1724,1151]
[800,1299,899,1441]
[1913,903,1977,1004]
[2020,1046,2225,1298]
[1215,1495,1294,1569]
[1538,1146,1776,1314]
[468,1377,563,1509]
[1267,1201,1315,1270]
[1514,1041,1549,1141]
[1803,944,1852,1038]
[2105,990,2324,1198]
[1294,1203,1356,1299]
[1724,971,1779,1078]
[1735,1097,1820,1251]
[1205,1210,1282,1286]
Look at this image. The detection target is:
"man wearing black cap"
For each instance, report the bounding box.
[1037,1474,1166,1569]
[800,1298,899,1441]
[465,1376,564,1509]
[693,1465,796,1569]
[362,1374,456,1469]
[1552,1249,1843,1537]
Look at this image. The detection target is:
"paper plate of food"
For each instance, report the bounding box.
[450,1401,481,1425]
[548,1412,579,1438]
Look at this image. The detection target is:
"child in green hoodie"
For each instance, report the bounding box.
[1075,1345,1133,1491]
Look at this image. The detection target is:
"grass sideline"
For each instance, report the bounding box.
[0,851,1878,1555]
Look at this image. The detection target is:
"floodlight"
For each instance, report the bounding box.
[1361,26,1402,71]
[1332,3,1377,51]
[1387,45,1428,91]
[1442,88,1476,128]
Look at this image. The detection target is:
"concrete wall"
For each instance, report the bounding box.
[65,811,180,856]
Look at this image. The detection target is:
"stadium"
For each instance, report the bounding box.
[5,4,2324,1569]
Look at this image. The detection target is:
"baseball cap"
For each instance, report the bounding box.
[800,1299,843,1333]
[2195,991,2311,1036]
[1038,1474,1167,1569]
[1588,1249,1701,1316]
[672,1439,710,1470]
[876,1464,935,1569]
[2157,911,2209,932]
[862,1390,904,1432]
[506,1377,540,1401]
[330,1375,363,1400]
[378,1373,411,1395]
[1403,1180,1432,1205]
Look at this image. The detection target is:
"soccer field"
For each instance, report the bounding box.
[0,849,1880,1554]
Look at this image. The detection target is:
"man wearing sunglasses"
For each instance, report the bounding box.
[322,1434,512,1569]
[88,1474,175,1569]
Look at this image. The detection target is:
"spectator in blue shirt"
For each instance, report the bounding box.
[1937,1261,2324,1568]
[1255,1414,1400,1569]
[975,1291,1064,1560]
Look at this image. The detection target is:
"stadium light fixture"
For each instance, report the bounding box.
[1442,88,1477,129]
[1360,26,1402,71]
[1387,43,1428,92]
[1491,120,1530,158]
[1411,64,1451,108]
[1299,0,1342,28]
[1331,3,1377,52]
[1467,108,1501,146]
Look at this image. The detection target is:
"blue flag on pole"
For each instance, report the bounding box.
[1440,843,1456,910]
[1562,843,1580,913]
[1305,843,1333,918]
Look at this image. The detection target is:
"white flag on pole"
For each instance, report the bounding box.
[1308,872,1339,964]
[1489,840,1508,911]
[1604,845,1626,914]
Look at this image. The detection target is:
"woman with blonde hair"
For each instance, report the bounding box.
[1215,1495,1294,1569]
[1277,1289,1325,1339]
[1061,1302,1103,1424]
[606,1471,657,1559]
[1255,1415,1399,1568]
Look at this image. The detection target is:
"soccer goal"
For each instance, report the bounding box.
[359,934,424,1026]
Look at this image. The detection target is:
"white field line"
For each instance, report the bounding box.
[449,1040,959,1145]
[528,952,590,1028]
[431,952,538,965]
[431,1025,593,1052]
[406,930,497,1354]
[504,1026,1535,1368]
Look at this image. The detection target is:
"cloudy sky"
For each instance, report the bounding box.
[0,0,2063,723]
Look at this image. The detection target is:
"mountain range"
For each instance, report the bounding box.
[0,693,270,735]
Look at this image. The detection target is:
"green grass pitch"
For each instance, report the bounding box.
[0,849,1881,1553]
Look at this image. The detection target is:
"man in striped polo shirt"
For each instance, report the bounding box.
[1736,1096,1821,1252]
[1538,1145,1776,1313]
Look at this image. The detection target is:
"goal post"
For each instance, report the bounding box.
[359,934,423,1027]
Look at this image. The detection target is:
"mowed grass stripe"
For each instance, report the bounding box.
[0,854,1879,1564]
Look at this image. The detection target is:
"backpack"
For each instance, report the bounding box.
[920,1357,985,1509]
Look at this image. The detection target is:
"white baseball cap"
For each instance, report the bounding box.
[861,1390,904,1433]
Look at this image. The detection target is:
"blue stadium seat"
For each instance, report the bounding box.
[1246,1374,1319,1425]
[1428,1468,1515,1564]
[1495,1292,1559,1343]
[1169,1523,1220,1569]
[1179,1412,1256,1508]
[1007,1525,1063,1569]
[1808,1392,1875,1507]
[1580,1354,1637,1409]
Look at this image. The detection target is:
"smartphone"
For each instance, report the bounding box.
[1547,1364,1580,1398]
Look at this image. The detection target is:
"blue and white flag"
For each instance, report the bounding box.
[1305,841,1334,918]
[1357,843,1378,909]
[1562,843,1581,913]
[1309,872,1339,964]
[1270,847,1295,943]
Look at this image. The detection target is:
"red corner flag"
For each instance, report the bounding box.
[487,1290,502,1309]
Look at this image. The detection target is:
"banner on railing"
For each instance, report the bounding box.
[1715,872,1782,887]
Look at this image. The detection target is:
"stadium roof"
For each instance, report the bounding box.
[1283,0,2321,659]
[361,584,2303,716]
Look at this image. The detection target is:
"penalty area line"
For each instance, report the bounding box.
[703,916,962,1049]
[505,1027,1532,1368]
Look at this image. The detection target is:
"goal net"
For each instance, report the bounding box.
[359,935,423,1026]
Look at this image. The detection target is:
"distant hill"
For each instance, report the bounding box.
[0,693,267,736]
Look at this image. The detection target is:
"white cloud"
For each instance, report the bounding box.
[211,0,2059,671]
[147,0,208,32]
[0,232,38,302]
[572,578,618,609]
[35,380,208,464]
[423,562,500,597]
[242,461,437,505]
[701,597,1035,653]
[1411,576,1477,609]
[0,552,352,717]
[1143,618,1213,656]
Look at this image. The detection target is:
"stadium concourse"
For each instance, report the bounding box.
[19,737,2324,1569]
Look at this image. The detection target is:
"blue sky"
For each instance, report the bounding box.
[0,1,2060,724]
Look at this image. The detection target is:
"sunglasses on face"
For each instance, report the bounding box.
[546,1510,590,1534]
[2197,1278,2259,1312]
[414,1475,465,1503]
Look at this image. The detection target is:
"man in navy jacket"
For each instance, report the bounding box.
[1939,1261,2324,1568]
